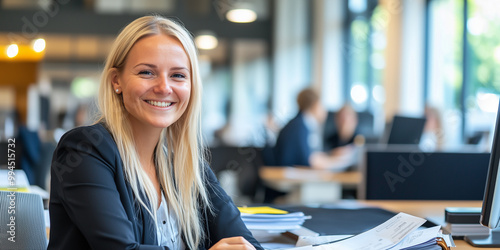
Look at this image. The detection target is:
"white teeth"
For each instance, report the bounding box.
[147,101,172,107]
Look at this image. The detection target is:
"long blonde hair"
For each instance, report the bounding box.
[96,15,210,249]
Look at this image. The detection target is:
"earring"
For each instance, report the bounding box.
[115,89,120,93]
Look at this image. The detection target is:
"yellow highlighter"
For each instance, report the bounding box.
[238,206,289,214]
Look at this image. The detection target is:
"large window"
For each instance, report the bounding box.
[427,0,500,144]
[465,0,500,138]
[344,0,387,112]
[426,0,463,145]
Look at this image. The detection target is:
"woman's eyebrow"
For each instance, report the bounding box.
[171,67,190,72]
[133,63,157,69]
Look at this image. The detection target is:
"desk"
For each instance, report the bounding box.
[259,167,361,203]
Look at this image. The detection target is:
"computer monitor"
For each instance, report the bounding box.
[465,101,500,247]
[385,115,426,145]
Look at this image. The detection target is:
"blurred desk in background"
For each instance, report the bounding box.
[259,166,361,204]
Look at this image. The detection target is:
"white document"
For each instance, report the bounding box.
[314,213,426,250]
[388,226,441,249]
[296,235,352,247]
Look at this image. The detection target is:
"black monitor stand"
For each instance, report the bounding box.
[465,231,500,247]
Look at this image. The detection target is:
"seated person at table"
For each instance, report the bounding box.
[48,15,261,250]
[336,105,358,146]
[273,88,355,170]
[325,104,359,151]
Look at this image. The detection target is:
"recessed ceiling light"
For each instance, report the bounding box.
[226,9,257,23]
[195,32,218,50]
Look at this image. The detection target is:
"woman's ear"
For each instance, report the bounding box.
[110,68,121,93]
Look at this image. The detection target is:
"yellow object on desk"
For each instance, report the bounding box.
[0,187,30,192]
[238,206,288,214]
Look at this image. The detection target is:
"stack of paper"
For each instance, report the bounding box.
[239,206,311,231]
[293,213,454,250]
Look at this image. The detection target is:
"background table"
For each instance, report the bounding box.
[259,166,361,203]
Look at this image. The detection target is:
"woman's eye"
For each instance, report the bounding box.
[138,70,153,76]
[172,73,186,79]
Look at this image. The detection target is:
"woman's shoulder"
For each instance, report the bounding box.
[56,123,118,157]
[52,123,121,176]
[59,123,112,145]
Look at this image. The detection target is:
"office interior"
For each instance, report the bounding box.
[1,0,500,247]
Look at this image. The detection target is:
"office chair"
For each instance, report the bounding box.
[0,191,47,249]
[208,146,265,203]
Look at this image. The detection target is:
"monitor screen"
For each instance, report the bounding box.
[480,101,500,229]
[465,101,500,247]
[386,115,427,145]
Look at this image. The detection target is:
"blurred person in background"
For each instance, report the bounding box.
[420,105,444,150]
[325,104,359,153]
[48,15,261,250]
[273,88,356,170]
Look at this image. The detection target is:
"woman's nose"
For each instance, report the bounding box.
[154,76,173,94]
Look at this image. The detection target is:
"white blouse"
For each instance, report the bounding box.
[156,193,185,249]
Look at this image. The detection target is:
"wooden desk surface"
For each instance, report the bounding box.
[259,166,361,186]
[358,200,483,250]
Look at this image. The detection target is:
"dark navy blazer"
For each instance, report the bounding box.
[48,123,262,250]
[273,112,311,167]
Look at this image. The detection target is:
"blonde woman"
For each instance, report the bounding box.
[48,16,261,250]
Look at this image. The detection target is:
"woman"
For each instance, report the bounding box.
[48,16,262,250]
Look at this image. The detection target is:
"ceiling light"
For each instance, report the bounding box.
[226,9,257,23]
[6,44,18,58]
[194,32,218,50]
[33,38,46,52]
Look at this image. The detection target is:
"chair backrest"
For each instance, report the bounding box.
[208,146,264,201]
[360,150,490,200]
[0,191,47,249]
[357,111,375,137]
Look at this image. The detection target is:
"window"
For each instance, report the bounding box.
[426,0,500,144]
[344,0,387,112]
[465,0,500,138]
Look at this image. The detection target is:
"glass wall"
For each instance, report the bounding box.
[426,0,463,146]
[426,0,500,147]
[465,0,500,144]
[342,0,388,138]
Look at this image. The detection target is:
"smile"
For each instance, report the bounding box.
[146,100,173,108]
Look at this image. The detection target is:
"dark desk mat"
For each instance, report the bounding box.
[278,206,441,236]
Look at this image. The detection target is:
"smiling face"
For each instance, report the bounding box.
[111,34,191,134]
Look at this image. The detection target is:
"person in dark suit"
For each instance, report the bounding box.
[274,88,356,170]
[49,16,261,250]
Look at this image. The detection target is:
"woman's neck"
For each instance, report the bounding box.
[129,123,162,165]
